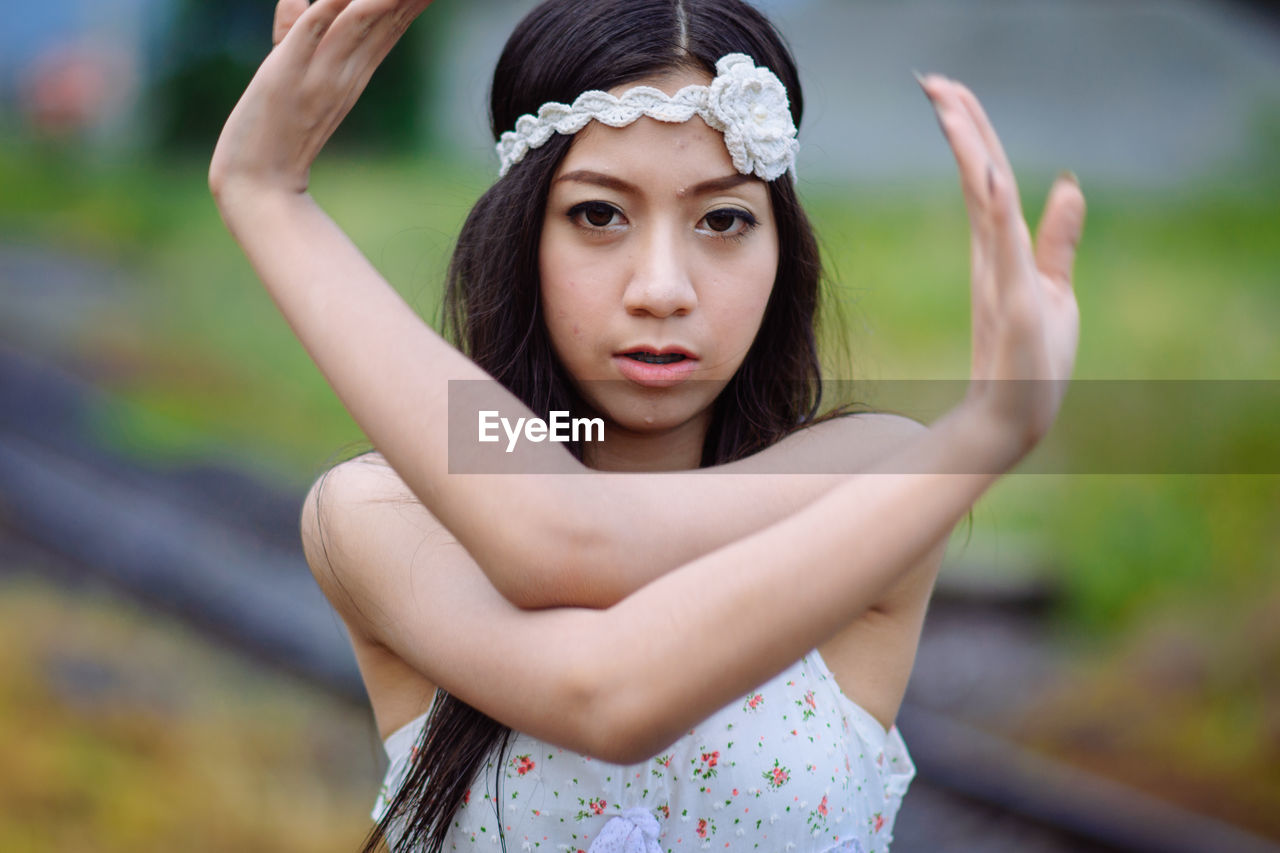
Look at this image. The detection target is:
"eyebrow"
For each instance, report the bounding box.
[553,170,757,196]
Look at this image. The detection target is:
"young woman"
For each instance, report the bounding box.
[209,0,1085,850]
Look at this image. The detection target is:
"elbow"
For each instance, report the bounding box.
[207,164,223,203]
[494,549,580,610]
[568,656,675,765]
[587,698,676,766]
[207,158,235,209]
[543,474,620,606]
[501,574,565,611]
[596,723,669,767]
[501,469,626,610]
[506,513,606,611]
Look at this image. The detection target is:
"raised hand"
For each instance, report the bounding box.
[209,0,433,200]
[917,74,1085,466]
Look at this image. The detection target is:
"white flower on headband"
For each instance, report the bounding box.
[703,54,799,181]
[495,53,799,182]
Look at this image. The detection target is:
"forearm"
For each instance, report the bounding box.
[556,415,926,608]
[215,186,590,598]
[586,405,1009,760]
[559,471,844,606]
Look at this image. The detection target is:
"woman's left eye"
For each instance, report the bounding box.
[700,208,758,238]
[569,201,623,229]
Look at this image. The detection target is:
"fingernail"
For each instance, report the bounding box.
[911,69,935,100]
[1057,170,1080,188]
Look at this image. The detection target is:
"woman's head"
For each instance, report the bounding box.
[445,0,826,468]
[539,66,781,468]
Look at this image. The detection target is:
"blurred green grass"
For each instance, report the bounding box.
[1,142,1278,833]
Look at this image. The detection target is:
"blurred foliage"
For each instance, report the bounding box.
[153,0,437,154]
[0,576,377,851]
[1016,576,1280,839]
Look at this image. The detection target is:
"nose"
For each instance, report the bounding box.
[621,223,698,318]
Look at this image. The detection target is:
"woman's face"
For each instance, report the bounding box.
[539,68,780,454]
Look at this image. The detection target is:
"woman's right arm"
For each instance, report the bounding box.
[215,0,878,612]
[305,400,1012,764]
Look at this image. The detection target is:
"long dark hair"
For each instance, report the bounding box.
[364,1,845,849]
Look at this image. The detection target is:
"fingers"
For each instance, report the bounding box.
[1034,173,1086,289]
[917,73,992,227]
[921,74,1044,300]
[273,0,309,47]
[274,0,359,60]
[990,165,1041,311]
[270,0,429,91]
[950,82,1014,194]
[325,0,431,72]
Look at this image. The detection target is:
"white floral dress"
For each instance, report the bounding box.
[373,651,914,853]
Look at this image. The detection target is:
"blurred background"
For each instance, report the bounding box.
[0,0,1277,850]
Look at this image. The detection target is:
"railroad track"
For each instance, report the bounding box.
[2,340,1276,853]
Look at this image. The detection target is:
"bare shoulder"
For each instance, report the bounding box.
[300,451,448,738]
[301,451,450,621]
[303,450,412,519]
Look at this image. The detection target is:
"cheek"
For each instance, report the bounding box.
[729,245,778,317]
[541,269,606,359]
[705,278,774,349]
[539,242,574,321]
[541,239,617,327]
[543,275,590,328]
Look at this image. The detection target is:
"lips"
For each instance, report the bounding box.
[624,352,687,365]
[613,346,699,387]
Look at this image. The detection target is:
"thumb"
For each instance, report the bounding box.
[1034,172,1086,289]
[273,0,310,47]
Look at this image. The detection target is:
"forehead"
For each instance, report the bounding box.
[553,69,765,198]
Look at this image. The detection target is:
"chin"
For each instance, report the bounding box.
[584,387,718,436]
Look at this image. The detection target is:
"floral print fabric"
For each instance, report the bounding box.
[373,651,914,852]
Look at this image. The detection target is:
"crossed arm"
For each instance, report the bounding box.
[303,407,994,763]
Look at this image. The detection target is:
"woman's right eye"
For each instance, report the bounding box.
[569,202,623,229]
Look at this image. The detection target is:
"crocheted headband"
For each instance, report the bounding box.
[495,53,800,182]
